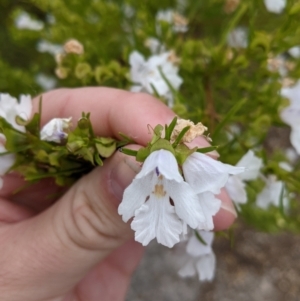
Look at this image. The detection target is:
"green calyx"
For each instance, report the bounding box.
[121,116,216,165]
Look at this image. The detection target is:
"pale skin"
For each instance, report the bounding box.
[0,88,236,301]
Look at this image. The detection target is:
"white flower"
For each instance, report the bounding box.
[129,51,183,103]
[288,46,300,59]
[225,150,262,208]
[0,94,32,132]
[35,73,57,91]
[256,175,288,209]
[280,80,300,154]
[144,37,165,54]
[178,231,216,282]
[37,40,63,56]
[264,0,286,14]
[182,152,244,228]
[182,152,245,195]
[15,12,44,31]
[118,149,205,247]
[156,9,188,33]
[227,27,248,49]
[40,118,72,143]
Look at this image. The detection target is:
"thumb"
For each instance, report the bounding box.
[1,150,140,300]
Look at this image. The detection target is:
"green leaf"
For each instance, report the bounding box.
[194,230,207,245]
[165,116,178,141]
[196,145,219,154]
[120,148,138,156]
[212,98,246,140]
[136,147,151,162]
[172,126,190,148]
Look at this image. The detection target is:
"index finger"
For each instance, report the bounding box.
[33,87,178,146]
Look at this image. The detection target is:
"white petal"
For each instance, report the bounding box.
[167,180,205,228]
[186,231,214,257]
[256,177,283,209]
[197,193,221,231]
[183,152,245,194]
[225,176,247,206]
[281,80,300,104]
[129,51,145,68]
[196,252,216,282]
[131,194,183,247]
[178,258,197,278]
[227,27,248,48]
[264,0,286,14]
[288,46,300,59]
[137,150,183,182]
[118,173,153,222]
[237,150,263,181]
[290,127,300,155]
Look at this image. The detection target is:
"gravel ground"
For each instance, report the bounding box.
[126,223,300,301]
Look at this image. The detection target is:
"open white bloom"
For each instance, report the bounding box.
[182,152,244,228]
[280,80,300,154]
[119,149,205,247]
[227,27,248,49]
[178,231,216,282]
[15,12,44,31]
[264,0,286,14]
[225,150,263,208]
[129,51,182,105]
[0,94,32,132]
[256,175,288,209]
[288,46,300,59]
[156,9,188,33]
[40,118,72,143]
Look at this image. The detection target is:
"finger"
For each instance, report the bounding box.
[0,150,140,300]
[73,240,144,301]
[213,188,237,231]
[33,87,176,145]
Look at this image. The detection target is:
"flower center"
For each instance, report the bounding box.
[153,184,166,198]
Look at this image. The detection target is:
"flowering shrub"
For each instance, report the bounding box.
[1,0,300,284]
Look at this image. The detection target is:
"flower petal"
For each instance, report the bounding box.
[167,180,205,228]
[137,150,182,182]
[197,193,221,231]
[183,152,245,194]
[186,231,214,257]
[131,194,183,247]
[237,150,262,181]
[178,258,197,278]
[196,252,216,282]
[225,175,247,206]
[118,173,153,222]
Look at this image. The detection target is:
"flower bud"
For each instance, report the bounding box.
[64,39,84,55]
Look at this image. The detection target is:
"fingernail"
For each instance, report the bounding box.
[221,203,237,218]
[110,158,140,201]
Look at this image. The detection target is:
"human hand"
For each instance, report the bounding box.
[0,87,236,301]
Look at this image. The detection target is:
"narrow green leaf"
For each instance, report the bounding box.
[120,148,138,156]
[172,126,190,148]
[212,98,246,140]
[196,145,219,154]
[194,230,207,245]
[165,116,178,141]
